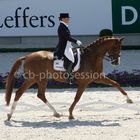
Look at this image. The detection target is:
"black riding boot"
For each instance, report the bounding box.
[66,62,74,84]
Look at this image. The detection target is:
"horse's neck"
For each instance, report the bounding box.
[81,43,108,71]
[86,43,108,60]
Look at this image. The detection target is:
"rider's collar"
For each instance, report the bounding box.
[60,21,68,27]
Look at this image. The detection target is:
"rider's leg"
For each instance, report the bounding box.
[64,42,74,83]
[66,61,74,83]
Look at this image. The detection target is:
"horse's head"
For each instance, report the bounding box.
[107,37,124,65]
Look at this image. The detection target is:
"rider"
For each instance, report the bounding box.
[55,13,82,83]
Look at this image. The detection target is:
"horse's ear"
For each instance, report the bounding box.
[119,37,125,42]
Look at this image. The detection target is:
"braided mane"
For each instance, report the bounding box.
[86,36,115,49]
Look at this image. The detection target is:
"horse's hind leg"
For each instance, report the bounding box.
[37,81,60,118]
[7,80,34,121]
[94,77,133,103]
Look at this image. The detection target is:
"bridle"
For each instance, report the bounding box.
[104,54,121,62]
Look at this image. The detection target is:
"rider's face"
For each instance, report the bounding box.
[62,18,70,24]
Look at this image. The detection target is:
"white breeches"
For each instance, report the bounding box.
[64,41,74,63]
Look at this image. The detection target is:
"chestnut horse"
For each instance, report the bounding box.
[5,37,133,121]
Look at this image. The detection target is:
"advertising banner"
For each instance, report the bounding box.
[0,0,112,36]
[0,0,139,36]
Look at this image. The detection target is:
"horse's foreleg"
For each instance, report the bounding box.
[69,84,87,119]
[95,77,133,103]
[7,80,34,121]
[7,101,17,121]
[37,82,60,118]
[46,102,60,118]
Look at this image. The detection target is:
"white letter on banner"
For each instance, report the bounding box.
[122,6,138,25]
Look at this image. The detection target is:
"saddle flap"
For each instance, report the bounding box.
[53,48,81,72]
[54,59,65,71]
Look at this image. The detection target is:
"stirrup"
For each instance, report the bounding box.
[67,78,73,85]
[68,73,74,84]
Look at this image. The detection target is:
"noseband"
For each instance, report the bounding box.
[104,54,120,62]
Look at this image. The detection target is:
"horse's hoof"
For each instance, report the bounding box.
[53,113,61,118]
[127,99,133,104]
[7,114,11,121]
[69,116,75,120]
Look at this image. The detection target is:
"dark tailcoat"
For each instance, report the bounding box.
[55,22,77,59]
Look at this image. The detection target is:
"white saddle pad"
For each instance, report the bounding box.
[53,48,81,72]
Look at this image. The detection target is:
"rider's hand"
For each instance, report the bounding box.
[76,40,82,46]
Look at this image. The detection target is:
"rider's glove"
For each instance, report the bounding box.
[76,40,82,46]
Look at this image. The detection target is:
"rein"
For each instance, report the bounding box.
[75,44,120,62]
[76,45,111,62]
[104,55,111,61]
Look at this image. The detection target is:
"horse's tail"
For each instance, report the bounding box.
[5,56,25,106]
